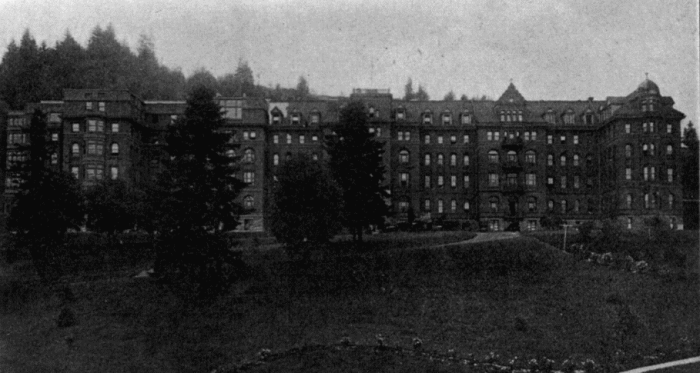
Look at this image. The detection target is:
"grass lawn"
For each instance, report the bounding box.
[1,232,699,372]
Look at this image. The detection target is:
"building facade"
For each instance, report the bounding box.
[0,78,687,232]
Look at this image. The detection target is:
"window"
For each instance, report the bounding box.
[398,200,409,213]
[399,150,410,164]
[494,132,500,141]
[273,154,279,165]
[272,113,281,124]
[626,194,633,209]
[644,193,650,209]
[399,173,409,187]
[244,149,255,162]
[625,123,631,133]
[626,168,632,180]
[667,168,674,182]
[72,143,80,155]
[71,166,79,179]
[110,167,118,180]
[668,194,674,209]
[625,144,632,158]
[524,132,530,141]
[368,107,376,118]
[424,135,430,144]
[72,123,80,132]
[86,165,104,181]
[548,200,554,211]
[531,131,537,141]
[286,134,292,144]
[564,110,575,124]
[424,154,431,166]
[528,197,536,212]
[450,153,457,166]
[437,175,444,187]
[50,153,58,165]
[249,131,256,139]
[424,176,431,188]
[87,141,104,155]
[98,102,105,112]
[506,151,517,162]
[488,150,499,163]
[244,196,254,209]
[438,199,443,213]
[51,133,59,142]
[437,136,443,144]
[525,151,536,164]
[424,199,430,211]
[574,176,580,189]
[423,112,432,124]
[243,131,250,140]
[643,122,648,133]
[667,123,673,134]
[488,173,499,187]
[507,173,517,186]
[291,113,300,125]
[450,135,457,144]
[584,111,593,125]
[404,131,411,141]
[442,113,452,125]
[273,135,279,144]
[545,110,555,124]
[666,145,673,155]
[489,197,499,211]
[574,200,580,213]
[500,111,505,122]
[547,177,554,186]
[547,135,552,145]
[463,201,470,211]
[312,135,319,142]
[85,120,103,132]
[451,199,457,212]
[299,135,305,144]
[463,175,470,188]
[560,155,567,167]
[547,154,554,166]
[397,132,403,141]
[649,143,655,156]
[110,143,119,155]
[243,172,254,184]
[573,154,580,166]
[463,135,469,144]
[560,135,566,144]
[561,200,567,213]
[86,102,93,111]
[644,166,649,181]
[222,100,243,119]
[526,173,536,186]
[111,123,119,133]
[437,154,444,166]
[573,135,579,145]
[310,113,320,124]
[487,131,493,141]
[461,113,472,124]
[651,166,656,181]
[463,155,470,166]
[450,175,457,188]
[396,110,405,120]
[561,176,567,189]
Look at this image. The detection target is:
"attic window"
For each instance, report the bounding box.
[272,112,281,124]
[517,111,523,122]
[222,100,243,119]
[310,112,320,124]
[423,112,432,124]
[291,113,300,125]
[545,110,555,124]
[442,113,452,125]
[564,110,575,125]
[500,111,505,122]
[461,112,472,124]
[368,106,376,118]
[396,109,405,120]
[584,111,593,125]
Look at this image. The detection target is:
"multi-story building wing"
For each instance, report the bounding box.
[0,77,688,232]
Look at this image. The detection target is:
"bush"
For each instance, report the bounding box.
[578,221,596,242]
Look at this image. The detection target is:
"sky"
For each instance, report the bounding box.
[0,0,698,130]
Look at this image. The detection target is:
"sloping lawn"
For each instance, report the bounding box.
[1,235,699,372]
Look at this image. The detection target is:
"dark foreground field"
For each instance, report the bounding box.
[1,232,699,373]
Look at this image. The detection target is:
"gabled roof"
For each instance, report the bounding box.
[496,83,526,105]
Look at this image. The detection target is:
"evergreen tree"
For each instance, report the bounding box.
[404,78,415,101]
[325,100,388,242]
[682,121,699,229]
[269,154,342,260]
[153,85,247,300]
[185,68,219,95]
[85,179,139,235]
[296,75,310,98]
[444,90,456,101]
[416,84,429,100]
[8,109,84,283]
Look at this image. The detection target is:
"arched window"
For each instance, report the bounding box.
[560,154,567,167]
[243,148,255,162]
[644,193,650,209]
[489,197,499,211]
[442,112,452,125]
[506,150,517,162]
[422,111,432,124]
[463,201,470,211]
[399,150,410,164]
[243,195,254,209]
[573,154,580,166]
[273,153,279,165]
[111,143,119,155]
[525,150,536,164]
[463,154,470,166]
[488,150,499,163]
[72,143,80,155]
[450,153,457,166]
[527,197,537,212]
[548,200,554,211]
[625,144,632,158]
[666,144,673,155]
[437,153,444,165]
[545,109,555,124]
[424,153,431,166]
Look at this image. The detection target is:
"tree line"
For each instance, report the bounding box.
[0,25,313,110]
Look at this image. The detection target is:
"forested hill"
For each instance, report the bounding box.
[0,25,310,110]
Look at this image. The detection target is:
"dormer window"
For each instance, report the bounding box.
[422,112,432,124]
[369,106,376,118]
[272,112,282,125]
[517,110,523,122]
[642,98,656,112]
[291,113,300,125]
[461,112,472,124]
[545,109,556,124]
[310,112,320,124]
[396,109,405,120]
[584,110,593,125]
[442,112,452,125]
[564,109,575,125]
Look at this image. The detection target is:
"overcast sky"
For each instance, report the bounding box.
[0,0,698,129]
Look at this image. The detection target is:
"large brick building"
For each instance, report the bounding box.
[0,78,687,231]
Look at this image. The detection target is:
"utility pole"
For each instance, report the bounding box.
[562,224,573,251]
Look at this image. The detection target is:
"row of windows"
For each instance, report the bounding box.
[546,199,594,214]
[424,134,470,144]
[624,166,675,182]
[417,153,470,166]
[271,152,320,165]
[272,134,320,144]
[71,142,120,156]
[546,134,580,145]
[7,133,27,145]
[72,121,120,133]
[417,174,471,188]
[624,193,675,210]
[271,111,319,125]
[70,165,119,181]
[85,101,106,112]
[400,198,472,214]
